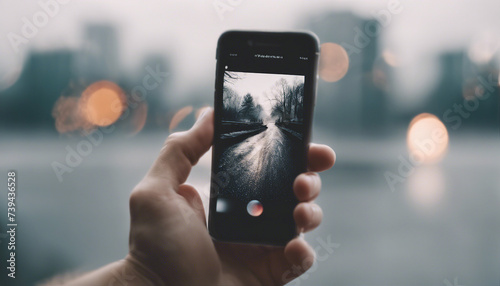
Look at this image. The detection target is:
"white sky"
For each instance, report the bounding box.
[1,0,499,109]
[226,71,304,116]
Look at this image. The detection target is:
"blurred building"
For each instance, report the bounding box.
[0,50,77,129]
[306,11,389,135]
[126,54,172,130]
[76,24,120,81]
[0,23,172,132]
[422,50,499,131]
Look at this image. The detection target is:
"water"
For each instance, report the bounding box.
[0,130,499,285]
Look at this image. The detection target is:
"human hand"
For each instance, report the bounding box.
[126,107,335,285]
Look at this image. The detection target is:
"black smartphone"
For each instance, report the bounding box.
[208,31,319,246]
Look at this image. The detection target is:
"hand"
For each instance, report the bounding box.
[127,107,335,286]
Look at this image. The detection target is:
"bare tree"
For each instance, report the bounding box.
[269,78,304,122]
[268,78,288,122]
[291,82,304,121]
[222,86,241,121]
[224,71,242,85]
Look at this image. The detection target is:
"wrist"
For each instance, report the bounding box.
[57,257,164,286]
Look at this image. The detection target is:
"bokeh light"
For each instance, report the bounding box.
[468,32,499,64]
[80,81,126,127]
[462,78,486,101]
[319,42,349,82]
[52,96,91,133]
[382,50,399,67]
[372,68,388,90]
[128,102,148,136]
[169,106,193,131]
[0,66,22,92]
[407,113,449,164]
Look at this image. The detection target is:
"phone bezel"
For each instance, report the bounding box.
[209,30,319,246]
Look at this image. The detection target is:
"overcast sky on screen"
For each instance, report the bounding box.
[225,71,304,116]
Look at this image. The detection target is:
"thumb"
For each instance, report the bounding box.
[148,107,213,190]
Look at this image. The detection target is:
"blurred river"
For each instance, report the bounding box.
[0,128,499,285]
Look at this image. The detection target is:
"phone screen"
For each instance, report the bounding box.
[209,31,318,245]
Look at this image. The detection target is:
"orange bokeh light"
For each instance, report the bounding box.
[169,106,193,131]
[319,42,349,82]
[80,81,126,127]
[382,50,399,67]
[52,96,91,133]
[407,113,449,164]
[128,102,148,136]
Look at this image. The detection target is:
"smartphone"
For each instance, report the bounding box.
[208,31,319,246]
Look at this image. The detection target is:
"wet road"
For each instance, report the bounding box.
[218,123,300,201]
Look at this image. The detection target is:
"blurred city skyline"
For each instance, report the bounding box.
[1,0,500,108]
[0,1,498,134]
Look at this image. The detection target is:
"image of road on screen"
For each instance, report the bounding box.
[217,71,305,202]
